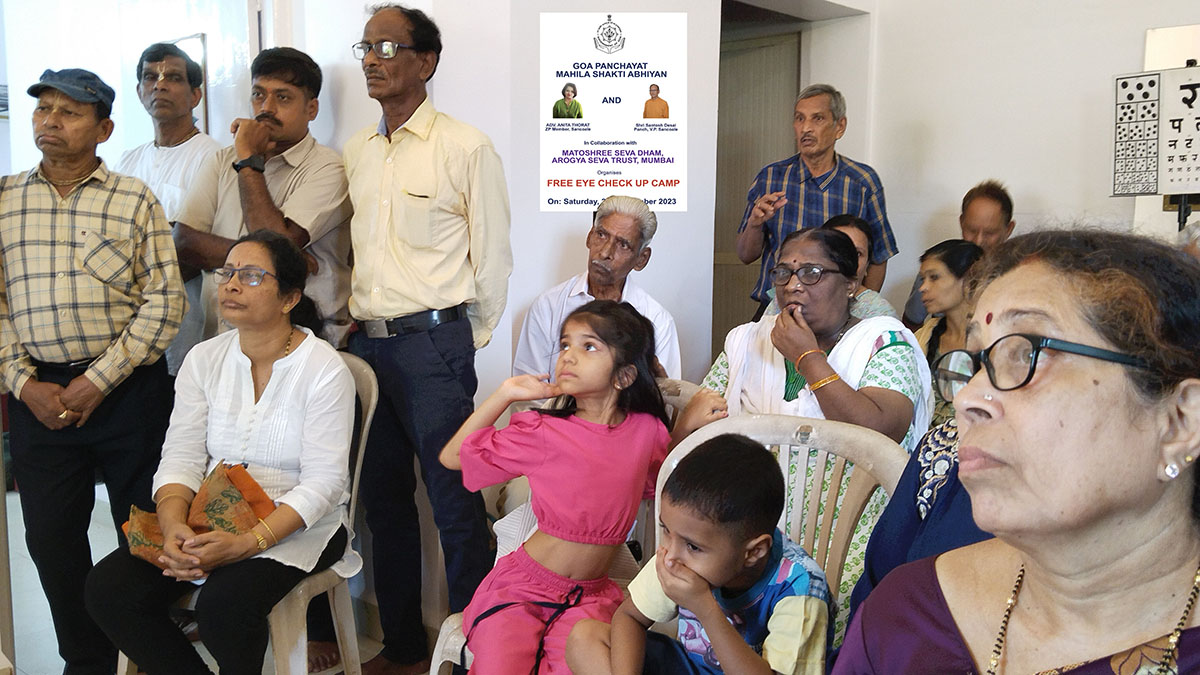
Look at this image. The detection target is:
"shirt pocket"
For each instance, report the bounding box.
[75,231,134,291]
[397,191,434,249]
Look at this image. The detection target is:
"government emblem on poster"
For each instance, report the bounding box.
[594,15,625,54]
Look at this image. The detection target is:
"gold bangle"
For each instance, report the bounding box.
[258,518,278,546]
[794,349,823,371]
[154,494,189,509]
[809,373,841,392]
[252,529,270,551]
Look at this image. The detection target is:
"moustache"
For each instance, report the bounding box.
[254,112,281,125]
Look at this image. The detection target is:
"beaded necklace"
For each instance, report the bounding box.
[987,563,1200,675]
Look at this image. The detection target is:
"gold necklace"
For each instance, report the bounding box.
[987,562,1200,674]
[155,126,200,148]
[283,328,294,357]
[43,161,99,186]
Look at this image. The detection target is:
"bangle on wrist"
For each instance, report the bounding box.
[809,373,841,392]
[154,494,189,509]
[258,518,279,545]
[794,349,823,372]
[251,529,270,552]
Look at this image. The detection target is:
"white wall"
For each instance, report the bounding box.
[0,2,10,176]
[801,1,1200,310]
[3,0,252,171]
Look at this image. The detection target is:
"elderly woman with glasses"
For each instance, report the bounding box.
[836,229,1200,674]
[679,227,931,640]
[85,230,358,675]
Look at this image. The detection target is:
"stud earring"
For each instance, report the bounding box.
[1187,456,1195,464]
[1166,462,1181,480]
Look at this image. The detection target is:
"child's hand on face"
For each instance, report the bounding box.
[502,374,564,402]
[655,546,716,614]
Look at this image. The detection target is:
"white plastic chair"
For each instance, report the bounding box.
[658,414,908,598]
[118,351,378,675]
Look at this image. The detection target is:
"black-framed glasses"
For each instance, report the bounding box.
[351,40,415,60]
[769,264,835,287]
[933,333,1148,403]
[212,266,278,287]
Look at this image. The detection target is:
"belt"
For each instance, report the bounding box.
[357,304,468,338]
[30,357,95,376]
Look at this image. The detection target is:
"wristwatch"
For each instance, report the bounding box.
[232,154,266,173]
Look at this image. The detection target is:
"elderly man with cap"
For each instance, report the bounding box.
[0,68,184,673]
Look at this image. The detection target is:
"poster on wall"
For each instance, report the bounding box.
[540,12,687,212]
[1113,64,1200,196]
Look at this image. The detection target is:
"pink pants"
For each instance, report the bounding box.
[463,545,624,674]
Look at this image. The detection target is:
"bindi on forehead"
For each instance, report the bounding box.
[986,312,993,325]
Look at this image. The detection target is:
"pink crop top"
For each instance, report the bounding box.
[460,410,670,546]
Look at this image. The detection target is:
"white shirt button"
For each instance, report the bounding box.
[382,200,389,207]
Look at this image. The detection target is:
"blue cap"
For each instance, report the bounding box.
[27,68,115,112]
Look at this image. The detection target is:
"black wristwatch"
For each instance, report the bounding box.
[232,154,266,173]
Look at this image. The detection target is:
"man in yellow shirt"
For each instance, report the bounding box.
[643,84,669,118]
[345,5,512,675]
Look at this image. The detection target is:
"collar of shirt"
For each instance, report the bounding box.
[28,159,110,189]
[796,152,842,191]
[569,271,638,303]
[271,132,316,169]
[373,96,436,141]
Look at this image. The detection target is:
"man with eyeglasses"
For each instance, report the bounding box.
[0,68,185,673]
[173,47,353,348]
[344,5,512,674]
[116,42,220,375]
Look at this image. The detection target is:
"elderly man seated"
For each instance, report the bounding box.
[514,195,681,378]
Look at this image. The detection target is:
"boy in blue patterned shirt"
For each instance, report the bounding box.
[567,434,831,674]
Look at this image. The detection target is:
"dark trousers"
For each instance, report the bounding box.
[348,318,492,664]
[85,527,347,675]
[9,359,172,675]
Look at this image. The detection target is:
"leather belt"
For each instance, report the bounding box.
[30,357,95,376]
[357,304,468,338]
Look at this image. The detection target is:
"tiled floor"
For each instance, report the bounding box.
[7,486,382,675]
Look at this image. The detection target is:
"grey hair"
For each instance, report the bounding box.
[593,195,657,250]
[796,83,846,121]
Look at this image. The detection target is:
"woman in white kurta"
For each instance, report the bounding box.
[85,231,357,675]
[679,228,931,643]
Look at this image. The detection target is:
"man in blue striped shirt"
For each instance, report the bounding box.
[736,84,897,316]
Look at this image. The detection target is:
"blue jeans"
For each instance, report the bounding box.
[349,318,492,664]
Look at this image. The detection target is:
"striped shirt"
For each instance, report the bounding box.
[0,162,185,396]
[738,153,896,302]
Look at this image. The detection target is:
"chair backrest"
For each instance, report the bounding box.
[657,377,702,429]
[339,352,379,519]
[655,414,908,599]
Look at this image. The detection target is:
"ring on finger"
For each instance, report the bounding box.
[57,409,72,420]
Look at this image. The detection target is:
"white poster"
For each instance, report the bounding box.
[540,12,687,212]
[1113,65,1200,196]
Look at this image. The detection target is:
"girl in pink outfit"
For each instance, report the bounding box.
[441,300,677,674]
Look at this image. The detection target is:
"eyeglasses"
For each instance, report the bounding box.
[212,266,278,287]
[769,264,835,287]
[351,40,415,60]
[932,333,1148,403]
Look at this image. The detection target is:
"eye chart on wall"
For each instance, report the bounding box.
[1113,65,1200,196]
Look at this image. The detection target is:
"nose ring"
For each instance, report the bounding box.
[983,394,994,402]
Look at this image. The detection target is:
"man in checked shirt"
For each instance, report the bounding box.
[736,83,897,320]
[0,68,184,674]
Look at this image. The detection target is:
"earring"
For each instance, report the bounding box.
[1187,456,1195,464]
[1166,462,1181,480]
